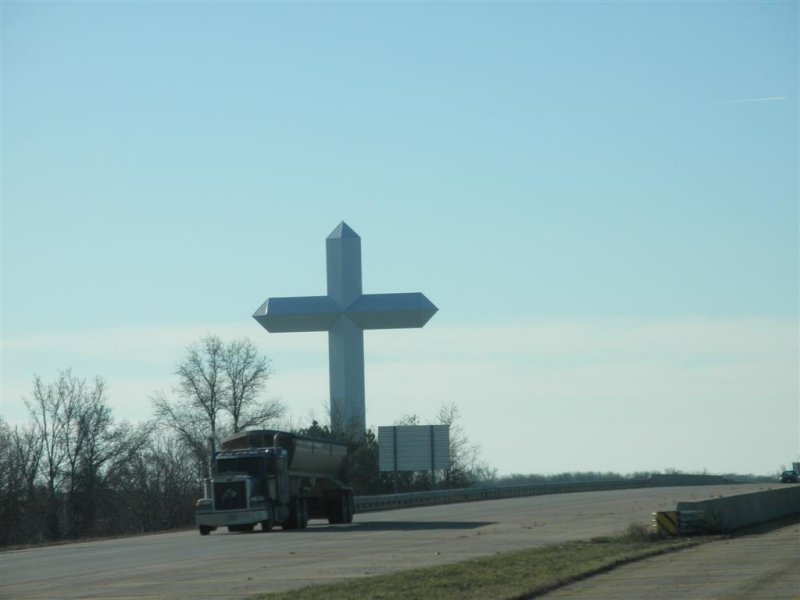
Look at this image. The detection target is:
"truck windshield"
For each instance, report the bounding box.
[216,456,265,477]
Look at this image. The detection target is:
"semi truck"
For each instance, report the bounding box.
[195,429,355,534]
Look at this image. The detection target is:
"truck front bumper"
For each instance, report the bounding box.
[196,509,270,527]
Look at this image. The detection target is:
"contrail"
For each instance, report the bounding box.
[663,96,789,108]
[505,96,790,122]
[724,96,788,104]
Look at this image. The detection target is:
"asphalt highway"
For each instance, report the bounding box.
[0,484,779,599]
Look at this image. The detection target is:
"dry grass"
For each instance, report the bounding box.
[253,529,701,600]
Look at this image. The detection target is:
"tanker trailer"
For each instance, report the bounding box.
[195,429,355,535]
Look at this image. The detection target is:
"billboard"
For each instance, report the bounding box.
[378,425,450,472]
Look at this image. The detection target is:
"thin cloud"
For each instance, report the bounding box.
[4,317,797,474]
[510,95,790,121]
[662,96,789,108]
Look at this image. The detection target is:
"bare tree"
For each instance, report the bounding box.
[221,337,283,432]
[151,392,213,478]
[0,419,44,545]
[62,378,111,537]
[175,335,226,446]
[153,335,285,474]
[5,371,208,545]
[437,403,496,487]
[22,370,149,539]
[71,415,151,537]
[119,428,199,533]
[26,371,87,538]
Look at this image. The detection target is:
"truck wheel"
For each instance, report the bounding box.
[199,526,211,536]
[345,492,354,524]
[326,503,337,525]
[261,501,274,532]
[327,501,340,525]
[328,495,348,525]
[298,498,309,529]
[284,498,303,530]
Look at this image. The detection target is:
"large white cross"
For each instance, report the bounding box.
[253,222,437,434]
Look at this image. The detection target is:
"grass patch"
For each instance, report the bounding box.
[252,528,704,600]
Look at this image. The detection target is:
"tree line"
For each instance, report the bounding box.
[0,335,493,547]
[0,372,195,546]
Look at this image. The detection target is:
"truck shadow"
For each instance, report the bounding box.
[301,520,496,532]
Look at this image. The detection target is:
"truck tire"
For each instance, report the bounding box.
[284,497,307,530]
[345,492,354,524]
[261,500,274,532]
[327,494,348,525]
[326,501,340,524]
[199,526,212,536]
[284,501,297,529]
[298,498,309,529]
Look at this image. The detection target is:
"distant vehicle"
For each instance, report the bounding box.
[779,470,799,483]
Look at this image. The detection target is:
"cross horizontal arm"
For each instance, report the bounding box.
[346,293,438,330]
[252,296,340,333]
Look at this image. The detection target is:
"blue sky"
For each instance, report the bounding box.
[3,1,798,475]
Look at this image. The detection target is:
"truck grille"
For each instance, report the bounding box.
[214,481,247,510]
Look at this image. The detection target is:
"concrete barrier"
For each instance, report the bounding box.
[676,485,800,532]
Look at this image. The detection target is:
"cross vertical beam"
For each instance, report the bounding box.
[328,316,365,430]
[326,222,362,306]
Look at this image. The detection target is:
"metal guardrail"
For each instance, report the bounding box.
[354,478,651,513]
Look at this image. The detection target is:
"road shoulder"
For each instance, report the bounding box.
[538,517,800,600]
